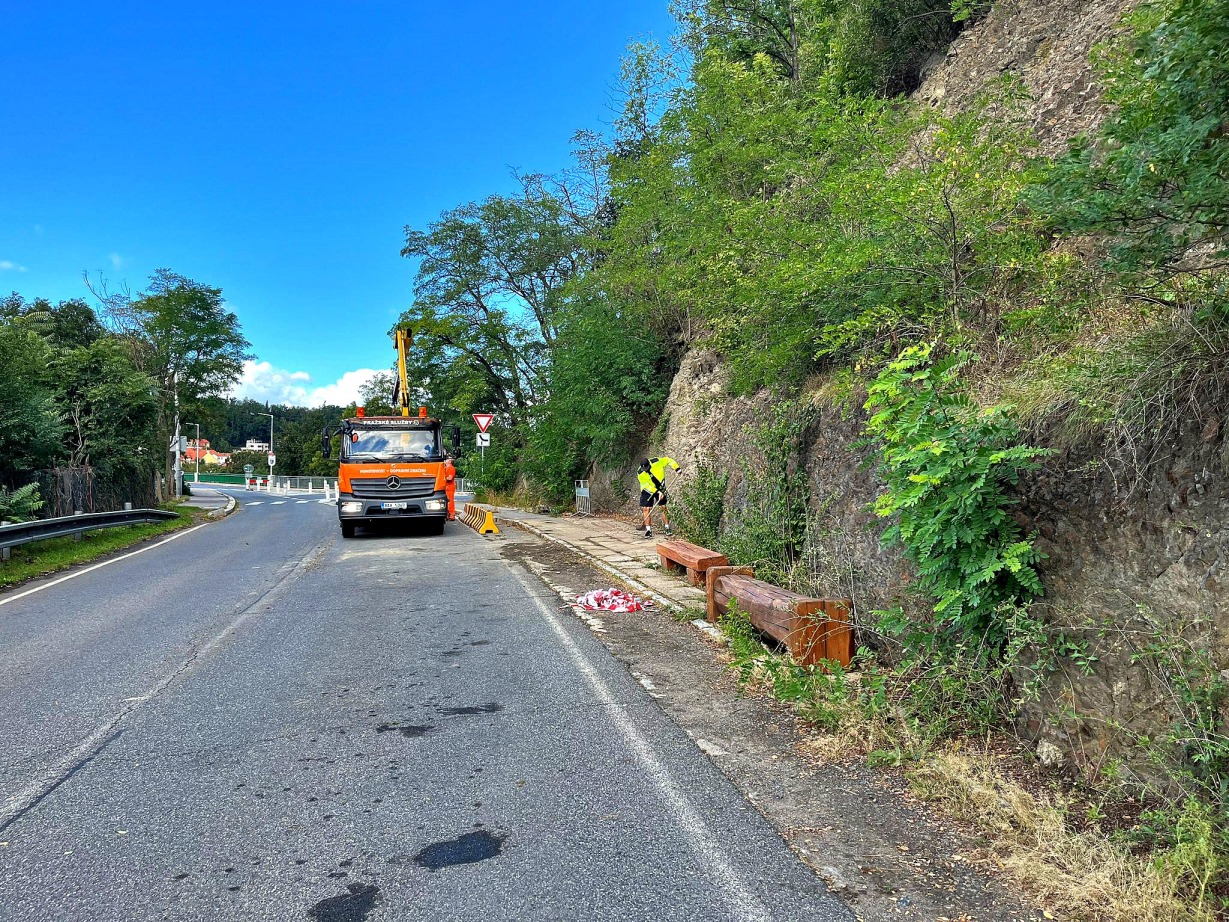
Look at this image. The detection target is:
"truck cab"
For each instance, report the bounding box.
[323,408,458,538]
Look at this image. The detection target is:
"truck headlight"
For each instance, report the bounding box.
[341,501,363,514]
[425,500,445,511]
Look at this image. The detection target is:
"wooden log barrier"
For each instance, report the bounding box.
[707,571,852,668]
[656,539,729,586]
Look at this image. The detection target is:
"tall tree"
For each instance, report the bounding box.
[116,270,251,494]
[399,178,591,428]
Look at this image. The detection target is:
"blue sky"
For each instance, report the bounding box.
[1,1,676,406]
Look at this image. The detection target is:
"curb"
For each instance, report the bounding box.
[211,493,237,519]
[502,517,686,614]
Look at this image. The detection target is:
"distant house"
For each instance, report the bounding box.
[244,439,270,453]
[185,439,231,467]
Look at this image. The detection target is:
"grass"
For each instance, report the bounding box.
[716,609,1226,922]
[0,504,204,591]
[909,749,1216,922]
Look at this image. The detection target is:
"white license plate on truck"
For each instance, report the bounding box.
[381,502,408,510]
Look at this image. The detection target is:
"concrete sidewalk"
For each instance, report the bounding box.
[181,486,233,517]
[494,508,709,614]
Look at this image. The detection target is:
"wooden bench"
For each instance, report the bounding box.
[656,539,729,587]
[705,566,853,668]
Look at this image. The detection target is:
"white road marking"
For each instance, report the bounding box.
[0,543,327,829]
[508,567,772,922]
[0,524,209,611]
[295,501,309,504]
[271,501,286,505]
[248,502,265,506]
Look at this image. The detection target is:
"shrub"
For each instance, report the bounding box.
[863,343,1049,642]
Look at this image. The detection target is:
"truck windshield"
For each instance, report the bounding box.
[345,429,440,461]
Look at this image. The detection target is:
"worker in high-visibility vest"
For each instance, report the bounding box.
[444,458,457,520]
[637,456,680,538]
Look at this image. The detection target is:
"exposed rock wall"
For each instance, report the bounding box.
[1018,417,1229,776]
[917,0,1137,155]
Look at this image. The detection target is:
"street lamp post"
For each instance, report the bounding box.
[252,412,274,480]
[185,422,201,483]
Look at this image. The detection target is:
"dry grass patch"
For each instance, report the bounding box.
[908,748,1212,922]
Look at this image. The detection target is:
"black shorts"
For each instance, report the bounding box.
[639,489,667,508]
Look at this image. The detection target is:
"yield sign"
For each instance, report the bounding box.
[472,413,494,433]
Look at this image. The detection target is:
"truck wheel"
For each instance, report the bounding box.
[341,521,356,539]
[428,519,445,536]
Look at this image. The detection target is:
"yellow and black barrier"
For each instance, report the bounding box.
[459,502,500,536]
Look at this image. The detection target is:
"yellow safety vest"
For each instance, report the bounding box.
[637,456,679,493]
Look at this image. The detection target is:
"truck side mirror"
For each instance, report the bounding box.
[321,427,332,460]
[450,425,461,452]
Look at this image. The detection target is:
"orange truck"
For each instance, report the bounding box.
[321,327,460,538]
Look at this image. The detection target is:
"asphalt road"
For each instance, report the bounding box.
[0,489,852,922]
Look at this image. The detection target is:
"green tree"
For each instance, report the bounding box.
[119,270,251,494]
[0,319,61,480]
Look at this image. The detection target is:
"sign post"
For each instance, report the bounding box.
[472,414,493,478]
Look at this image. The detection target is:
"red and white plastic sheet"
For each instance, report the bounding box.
[574,588,653,613]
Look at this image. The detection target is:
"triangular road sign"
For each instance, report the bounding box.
[473,413,494,433]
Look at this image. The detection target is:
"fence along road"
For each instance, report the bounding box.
[0,493,852,921]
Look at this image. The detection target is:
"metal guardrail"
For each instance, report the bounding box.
[0,509,178,553]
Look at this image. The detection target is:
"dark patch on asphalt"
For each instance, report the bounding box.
[307,882,382,922]
[439,703,502,716]
[172,872,189,881]
[439,649,464,658]
[412,830,505,871]
[375,722,434,738]
[467,639,492,646]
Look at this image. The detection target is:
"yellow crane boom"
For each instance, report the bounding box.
[392,326,412,417]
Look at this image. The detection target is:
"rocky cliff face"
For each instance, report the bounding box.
[621,0,1228,774]
[916,0,1136,155]
[1017,416,1229,776]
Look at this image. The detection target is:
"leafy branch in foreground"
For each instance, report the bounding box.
[864,344,1048,642]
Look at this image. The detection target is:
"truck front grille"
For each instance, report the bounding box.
[350,476,436,499]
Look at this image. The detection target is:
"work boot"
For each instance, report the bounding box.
[644,527,652,538]
[664,524,673,535]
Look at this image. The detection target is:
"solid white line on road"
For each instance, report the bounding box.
[508,567,772,922]
[271,501,286,505]
[0,524,209,611]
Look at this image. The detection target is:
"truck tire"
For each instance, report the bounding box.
[341,521,356,539]
[428,519,445,536]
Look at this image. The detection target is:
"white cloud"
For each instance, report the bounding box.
[109,252,125,270]
[308,368,384,407]
[229,360,380,408]
[0,260,27,272]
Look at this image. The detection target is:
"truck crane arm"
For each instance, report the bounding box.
[392,325,413,418]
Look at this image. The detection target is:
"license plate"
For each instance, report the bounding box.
[381,502,408,510]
